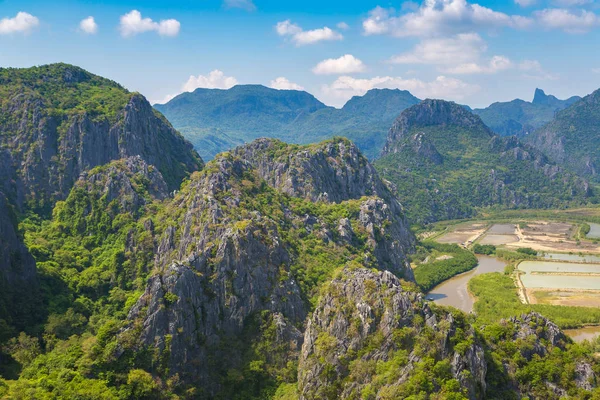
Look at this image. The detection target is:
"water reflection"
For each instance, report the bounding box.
[428,255,506,313]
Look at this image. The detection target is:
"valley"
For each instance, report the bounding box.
[423,213,600,344]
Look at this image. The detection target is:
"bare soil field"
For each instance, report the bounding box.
[529,289,600,308]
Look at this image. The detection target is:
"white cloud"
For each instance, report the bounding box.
[119,10,180,37]
[154,70,238,105]
[363,1,532,38]
[0,12,39,35]
[518,60,559,80]
[337,22,350,30]
[312,54,366,75]
[389,33,486,66]
[444,56,513,74]
[535,8,599,33]
[223,0,256,11]
[269,77,305,90]
[320,75,479,107]
[275,19,343,45]
[592,68,600,74]
[79,16,98,34]
[183,70,239,91]
[515,0,537,7]
[553,0,593,6]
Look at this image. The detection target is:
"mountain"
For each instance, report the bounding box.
[473,89,581,137]
[3,131,598,399]
[375,99,593,223]
[154,86,420,160]
[0,63,203,214]
[525,88,600,181]
[0,63,203,356]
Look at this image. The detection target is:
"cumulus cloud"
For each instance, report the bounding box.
[276,20,343,45]
[79,16,98,34]
[182,70,239,92]
[535,8,599,33]
[518,60,558,80]
[320,75,479,107]
[0,12,39,35]
[389,33,486,66]
[444,56,513,74]
[363,0,532,38]
[119,10,180,37]
[312,54,366,75]
[269,77,305,90]
[337,22,350,30]
[154,70,238,104]
[515,0,537,7]
[223,0,256,11]
[553,0,593,6]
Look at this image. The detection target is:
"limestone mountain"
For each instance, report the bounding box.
[473,88,581,137]
[155,86,420,160]
[0,63,203,214]
[125,138,416,396]
[525,88,600,181]
[376,99,593,223]
[1,127,599,398]
[0,63,203,365]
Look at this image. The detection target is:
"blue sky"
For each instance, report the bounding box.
[1,0,600,108]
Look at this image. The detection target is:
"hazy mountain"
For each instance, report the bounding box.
[155,85,420,160]
[375,99,593,223]
[525,88,600,181]
[473,88,581,137]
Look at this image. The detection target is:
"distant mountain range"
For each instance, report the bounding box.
[526,88,600,182]
[375,99,593,223]
[155,85,420,160]
[473,89,581,137]
[156,85,582,160]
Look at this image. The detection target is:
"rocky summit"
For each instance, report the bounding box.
[375,99,593,223]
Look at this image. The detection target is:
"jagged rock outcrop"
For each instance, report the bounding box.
[298,268,486,399]
[125,139,416,395]
[472,88,581,137]
[382,99,491,156]
[0,63,202,213]
[526,88,600,181]
[77,156,169,215]
[234,138,397,204]
[485,312,598,398]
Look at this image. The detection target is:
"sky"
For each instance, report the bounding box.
[1,0,600,108]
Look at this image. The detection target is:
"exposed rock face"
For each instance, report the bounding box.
[298,268,486,400]
[77,156,169,215]
[375,99,593,223]
[234,138,398,204]
[0,64,202,212]
[126,140,416,395]
[487,312,597,398]
[526,89,600,181]
[382,99,491,156]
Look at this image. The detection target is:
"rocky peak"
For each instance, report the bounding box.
[124,139,416,395]
[0,64,202,213]
[382,99,492,156]
[234,137,401,206]
[298,268,486,399]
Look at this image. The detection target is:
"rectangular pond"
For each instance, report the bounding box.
[519,261,600,290]
[543,253,600,264]
[587,223,600,239]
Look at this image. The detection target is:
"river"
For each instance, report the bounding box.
[427,255,507,313]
